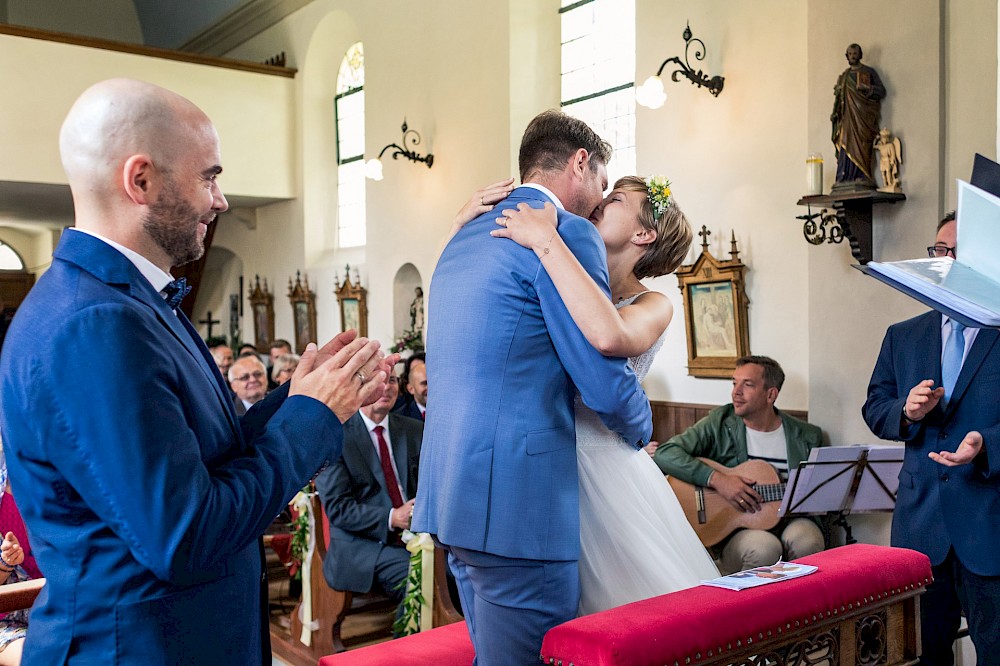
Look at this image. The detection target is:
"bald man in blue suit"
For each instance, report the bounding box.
[412,111,652,665]
[0,79,394,665]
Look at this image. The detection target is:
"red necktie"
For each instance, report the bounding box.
[374,425,404,508]
[420,409,425,420]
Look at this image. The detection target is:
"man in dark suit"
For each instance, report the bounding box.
[230,355,269,416]
[863,212,1000,665]
[412,110,651,665]
[315,371,420,610]
[0,78,393,665]
[394,354,426,421]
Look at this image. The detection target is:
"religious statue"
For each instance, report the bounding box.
[409,286,424,334]
[873,128,903,193]
[831,43,886,189]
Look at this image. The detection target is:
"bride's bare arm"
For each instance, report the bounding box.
[492,203,672,358]
[444,178,515,244]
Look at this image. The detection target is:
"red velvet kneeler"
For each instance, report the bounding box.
[541,543,931,666]
[317,620,473,666]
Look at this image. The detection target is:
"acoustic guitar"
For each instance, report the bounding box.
[667,458,785,547]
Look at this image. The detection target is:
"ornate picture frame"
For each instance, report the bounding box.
[247,275,275,352]
[288,271,318,354]
[334,265,368,338]
[675,227,750,378]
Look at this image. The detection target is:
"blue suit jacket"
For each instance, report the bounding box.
[0,230,342,664]
[863,311,1000,575]
[412,187,652,561]
[315,412,422,592]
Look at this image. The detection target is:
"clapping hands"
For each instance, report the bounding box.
[289,330,400,423]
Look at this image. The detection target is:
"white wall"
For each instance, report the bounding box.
[636,0,811,411]
[0,33,296,201]
[216,0,516,348]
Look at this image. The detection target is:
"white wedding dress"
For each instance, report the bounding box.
[576,294,720,615]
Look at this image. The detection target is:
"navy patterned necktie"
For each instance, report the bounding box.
[161,277,192,311]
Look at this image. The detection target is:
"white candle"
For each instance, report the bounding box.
[806,153,824,195]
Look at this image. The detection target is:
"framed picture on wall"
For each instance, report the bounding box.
[335,265,368,338]
[247,275,274,352]
[675,226,750,378]
[287,271,318,354]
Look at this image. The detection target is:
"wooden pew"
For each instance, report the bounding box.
[270,494,461,666]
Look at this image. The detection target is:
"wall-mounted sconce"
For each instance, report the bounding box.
[635,22,725,109]
[364,119,434,180]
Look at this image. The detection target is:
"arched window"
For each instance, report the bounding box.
[0,242,25,271]
[335,42,366,248]
[560,0,636,183]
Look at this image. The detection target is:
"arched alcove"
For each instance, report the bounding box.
[393,263,422,337]
[193,245,243,344]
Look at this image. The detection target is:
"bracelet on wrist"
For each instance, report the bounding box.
[538,231,558,257]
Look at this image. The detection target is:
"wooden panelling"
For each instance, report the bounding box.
[651,400,808,442]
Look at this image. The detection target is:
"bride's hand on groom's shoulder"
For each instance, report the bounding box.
[492,202,558,251]
[452,177,516,230]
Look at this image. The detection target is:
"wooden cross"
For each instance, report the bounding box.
[199,310,221,338]
[698,225,711,251]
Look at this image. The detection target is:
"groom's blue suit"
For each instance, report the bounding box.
[0,230,342,664]
[413,186,652,663]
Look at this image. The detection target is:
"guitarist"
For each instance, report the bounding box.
[653,356,825,573]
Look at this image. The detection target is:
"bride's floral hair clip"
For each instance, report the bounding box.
[645,176,672,220]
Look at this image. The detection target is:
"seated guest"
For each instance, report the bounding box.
[0,529,27,666]
[268,340,293,390]
[654,355,825,573]
[271,353,300,387]
[314,370,421,620]
[236,342,259,359]
[228,356,268,416]
[207,338,234,391]
[393,353,426,420]
[0,449,37,666]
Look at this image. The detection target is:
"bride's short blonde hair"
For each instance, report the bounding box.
[614,176,693,279]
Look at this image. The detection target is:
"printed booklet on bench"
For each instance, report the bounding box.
[701,561,818,591]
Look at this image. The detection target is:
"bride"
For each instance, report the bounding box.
[454,176,719,614]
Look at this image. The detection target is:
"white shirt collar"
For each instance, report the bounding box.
[520,183,565,210]
[72,228,174,293]
[359,410,389,432]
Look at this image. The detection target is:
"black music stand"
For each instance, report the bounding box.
[778,446,903,544]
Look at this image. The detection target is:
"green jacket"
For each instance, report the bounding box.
[653,404,824,487]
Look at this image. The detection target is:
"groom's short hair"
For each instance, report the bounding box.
[518,110,612,182]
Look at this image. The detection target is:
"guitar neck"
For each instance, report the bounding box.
[753,483,786,503]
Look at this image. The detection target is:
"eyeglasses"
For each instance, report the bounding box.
[231,370,266,383]
[927,244,956,258]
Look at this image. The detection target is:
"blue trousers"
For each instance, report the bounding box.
[447,545,578,666]
[919,549,1000,666]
